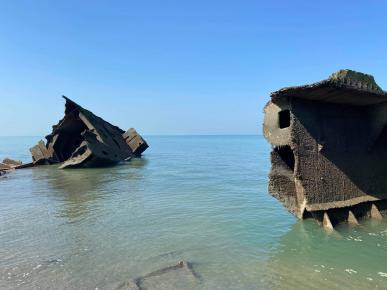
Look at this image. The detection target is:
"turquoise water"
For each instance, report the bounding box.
[0,136,386,290]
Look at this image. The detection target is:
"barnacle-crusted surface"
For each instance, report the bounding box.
[263,70,387,226]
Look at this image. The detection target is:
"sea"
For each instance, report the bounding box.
[0,135,386,290]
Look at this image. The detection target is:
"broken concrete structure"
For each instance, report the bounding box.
[263,69,387,227]
[122,128,149,157]
[0,158,23,170]
[30,96,148,169]
[2,158,23,168]
[0,158,25,177]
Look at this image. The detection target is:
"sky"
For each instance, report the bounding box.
[0,0,387,136]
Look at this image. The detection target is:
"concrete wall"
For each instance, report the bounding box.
[264,97,387,221]
[291,98,387,211]
[263,99,292,147]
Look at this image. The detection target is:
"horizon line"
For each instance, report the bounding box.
[0,133,263,137]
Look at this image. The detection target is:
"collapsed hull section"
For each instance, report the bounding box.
[30,96,148,168]
[263,70,387,226]
[122,128,149,157]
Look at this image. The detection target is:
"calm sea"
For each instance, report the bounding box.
[0,136,386,290]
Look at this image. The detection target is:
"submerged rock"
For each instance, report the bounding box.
[29,96,148,169]
[2,158,22,167]
[0,162,12,170]
[113,261,200,290]
[114,281,140,290]
[263,69,387,227]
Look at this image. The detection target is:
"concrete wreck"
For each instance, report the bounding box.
[29,96,148,169]
[263,69,386,228]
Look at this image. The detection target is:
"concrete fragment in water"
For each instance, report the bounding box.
[263,69,387,226]
[28,96,148,168]
[2,158,22,167]
[0,158,25,177]
[123,128,149,157]
[0,162,12,170]
[30,140,53,164]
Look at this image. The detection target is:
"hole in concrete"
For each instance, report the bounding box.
[302,209,313,219]
[275,145,295,171]
[53,117,87,162]
[74,145,87,157]
[279,109,290,129]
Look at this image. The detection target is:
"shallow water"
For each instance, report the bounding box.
[0,136,386,290]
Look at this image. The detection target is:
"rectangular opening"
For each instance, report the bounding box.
[275,145,295,172]
[279,109,290,129]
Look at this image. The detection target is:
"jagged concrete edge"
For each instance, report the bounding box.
[271,69,387,101]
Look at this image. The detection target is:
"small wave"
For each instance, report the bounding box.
[345,269,357,274]
[377,272,387,278]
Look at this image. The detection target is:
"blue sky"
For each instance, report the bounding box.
[1,1,386,136]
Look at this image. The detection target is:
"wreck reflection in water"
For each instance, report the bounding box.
[39,160,148,223]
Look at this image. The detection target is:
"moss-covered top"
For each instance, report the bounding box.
[328,69,384,94]
[271,69,387,105]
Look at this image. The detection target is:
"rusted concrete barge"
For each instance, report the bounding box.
[29,96,148,169]
[263,70,386,228]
